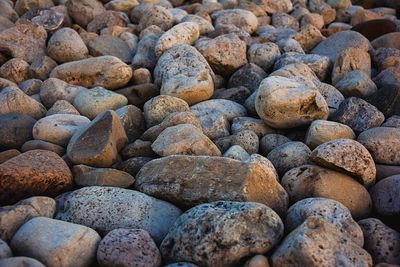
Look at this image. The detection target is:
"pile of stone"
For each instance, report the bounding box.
[0,0,399,266]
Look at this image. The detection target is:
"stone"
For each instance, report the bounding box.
[135,155,288,215]
[87,35,132,63]
[255,76,329,128]
[305,120,356,149]
[0,150,72,206]
[0,22,47,63]
[383,115,400,128]
[372,32,400,50]
[115,105,145,143]
[213,86,251,104]
[0,113,36,150]
[115,157,153,177]
[143,95,189,128]
[97,229,161,267]
[223,145,250,161]
[0,87,46,120]
[370,175,400,217]
[0,59,29,85]
[39,78,85,108]
[358,127,400,165]
[267,141,312,177]
[46,100,80,116]
[72,87,128,119]
[332,48,372,85]
[105,0,139,12]
[0,1,18,22]
[0,150,20,164]
[243,255,270,267]
[152,124,221,157]
[376,164,400,180]
[0,257,45,267]
[21,140,65,156]
[192,109,230,140]
[19,79,42,96]
[190,99,247,121]
[73,165,135,188]
[46,28,88,63]
[292,24,324,53]
[0,239,12,259]
[231,117,275,138]
[50,56,132,90]
[154,45,214,105]
[138,5,174,32]
[276,38,305,54]
[87,10,129,33]
[367,83,400,117]
[258,0,293,14]
[131,34,158,70]
[286,197,364,246]
[352,19,397,41]
[32,114,90,146]
[212,9,258,34]
[14,0,54,15]
[66,0,105,27]
[181,15,214,35]
[311,30,370,63]
[335,70,377,98]
[271,217,372,267]
[215,130,259,154]
[308,0,336,25]
[121,139,156,159]
[67,110,127,167]
[195,34,247,76]
[247,42,281,72]
[318,83,345,116]
[331,97,385,133]
[260,134,291,156]
[155,22,199,57]
[271,12,299,31]
[11,217,100,267]
[227,63,267,93]
[116,83,160,108]
[300,13,325,30]
[160,201,283,266]
[358,218,400,265]
[281,165,372,218]
[21,8,64,32]
[55,186,182,244]
[0,196,56,242]
[29,56,58,80]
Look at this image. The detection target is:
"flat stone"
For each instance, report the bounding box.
[73,165,135,188]
[0,113,36,150]
[305,120,355,149]
[88,35,132,63]
[21,140,65,156]
[370,175,400,217]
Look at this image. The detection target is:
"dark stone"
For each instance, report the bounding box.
[366,82,400,117]
[21,8,64,32]
[213,86,251,105]
[352,19,396,41]
[0,113,36,151]
[114,157,154,177]
[115,105,146,143]
[115,83,160,109]
[370,175,400,217]
[373,67,400,88]
[227,63,267,93]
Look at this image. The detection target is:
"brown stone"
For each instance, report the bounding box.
[352,19,397,41]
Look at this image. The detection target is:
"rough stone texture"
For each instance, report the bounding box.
[67,110,127,167]
[212,9,258,34]
[358,218,400,265]
[138,5,174,32]
[160,201,283,267]
[292,24,324,53]
[87,10,129,33]
[335,70,377,98]
[154,45,214,105]
[21,8,64,32]
[191,99,247,122]
[0,113,36,150]
[231,117,275,138]
[223,145,250,161]
[39,78,84,109]
[281,165,372,219]
[260,134,291,156]
[55,186,182,244]
[50,56,132,90]
[247,42,281,72]
[10,217,100,267]
[0,150,20,164]
[88,35,132,63]
[152,124,221,157]
[311,139,376,187]
[372,32,400,50]
[29,56,58,80]
[181,15,214,35]
[215,130,259,154]
[370,175,400,217]
[271,217,372,267]
[227,64,267,93]
[131,35,158,70]
[285,197,364,246]
[0,150,72,206]
[135,155,288,215]
[0,257,45,267]
[305,120,356,149]
[255,76,329,128]
[97,229,161,267]
[73,165,135,188]
[66,0,105,28]
[358,127,400,165]
[0,58,29,85]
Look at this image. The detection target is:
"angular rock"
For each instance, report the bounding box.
[370,175,400,217]
[73,165,135,188]
[0,113,36,150]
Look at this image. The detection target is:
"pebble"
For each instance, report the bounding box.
[247,42,281,72]
[88,35,132,63]
[55,186,182,244]
[215,130,259,154]
[0,58,29,85]
[370,175,400,217]
[335,70,378,97]
[0,149,20,164]
[212,9,258,34]
[371,32,400,49]
[131,35,158,70]
[87,10,129,33]
[66,0,105,27]
[181,15,214,35]
[72,165,135,188]
[21,140,65,156]
[223,145,250,160]
[367,82,400,117]
[138,5,174,32]
[260,134,291,156]
[39,78,84,108]
[29,56,58,80]
[116,105,146,143]
[190,99,247,121]
[0,113,36,150]
[227,63,267,93]
[231,117,275,137]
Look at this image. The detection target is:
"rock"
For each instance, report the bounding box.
[366,82,400,117]
[281,165,372,218]
[255,76,329,128]
[271,217,372,267]
[372,32,400,49]
[47,27,88,63]
[155,22,199,57]
[370,175,400,217]
[160,201,283,267]
[0,1,18,22]
[212,9,258,34]
[73,165,135,188]
[291,24,324,53]
[152,124,221,156]
[131,35,158,70]
[311,30,370,63]
[115,157,153,177]
[195,34,247,76]
[376,164,400,180]
[260,134,291,156]
[135,155,288,215]
[0,87,46,120]
[243,255,270,267]
[97,229,161,267]
[121,139,156,158]
[352,19,397,41]
[10,217,100,267]
[258,0,293,14]
[192,109,230,140]
[300,13,325,30]
[0,113,36,150]
[215,130,259,154]
[88,35,132,63]
[0,257,45,267]
[286,197,364,246]
[223,145,250,161]
[181,15,214,35]
[213,86,251,104]
[0,150,20,164]
[67,110,127,167]
[276,38,305,54]
[0,150,72,206]
[308,0,336,25]
[358,127,400,165]
[143,95,189,128]
[231,117,275,138]
[105,0,139,12]
[19,79,42,96]
[154,45,214,105]
[227,63,267,93]
[247,42,281,72]
[32,114,90,146]
[21,8,64,32]
[332,48,371,85]
[87,10,129,33]
[55,186,182,243]
[137,5,174,32]
[0,239,12,259]
[14,0,54,16]
[0,196,56,242]
[21,140,65,156]
[115,83,160,108]
[358,218,400,265]
[29,56,58,80]
[39,78,85,108]
[267,142,312,177]
[335,70,377,98]
[190,99,247,121]
[47,100,80,116]
[0,58,29,85]
[311,139,376,187]
[305,120,355,149]
[72,87,128,119]
[0,22,47,63]
[115,105,145,143]
[50,56,132,90]
[66,0,105,27]
[383,115,400,128]
[331,97,385,133]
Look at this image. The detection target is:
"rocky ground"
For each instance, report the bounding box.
[0,0,399,266]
